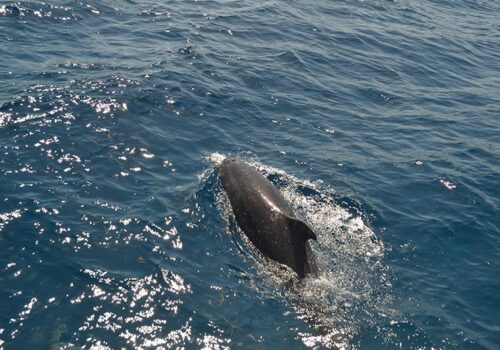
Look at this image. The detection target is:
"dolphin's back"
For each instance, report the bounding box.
[219,158,317,278]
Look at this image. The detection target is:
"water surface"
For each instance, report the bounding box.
[1,0,499,349]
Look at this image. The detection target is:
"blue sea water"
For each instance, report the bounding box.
[1,0,499,348]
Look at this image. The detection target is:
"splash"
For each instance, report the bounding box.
[207,152,226,165]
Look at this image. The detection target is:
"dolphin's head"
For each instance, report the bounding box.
[219,158,237,180]
[219,158,236,180]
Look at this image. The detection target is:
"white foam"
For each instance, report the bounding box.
[207,152,226,165]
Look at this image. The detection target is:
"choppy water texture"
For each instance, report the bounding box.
[1,0,499,349]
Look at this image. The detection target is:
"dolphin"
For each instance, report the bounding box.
[219,158,318,278]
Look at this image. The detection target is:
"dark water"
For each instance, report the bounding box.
[1,0,499,349]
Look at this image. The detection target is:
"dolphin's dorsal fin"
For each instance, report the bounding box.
[286,216,317,242]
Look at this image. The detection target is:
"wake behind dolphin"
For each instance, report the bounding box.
[219,158,318,278]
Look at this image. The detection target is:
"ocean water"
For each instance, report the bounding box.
[1,0,499,349]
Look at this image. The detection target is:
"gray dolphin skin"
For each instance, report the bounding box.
[219,158,318,278]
